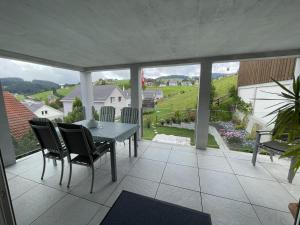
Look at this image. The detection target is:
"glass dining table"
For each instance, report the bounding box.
[74,120,139,182]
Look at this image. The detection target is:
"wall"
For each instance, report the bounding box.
[0,86,16,167]
[238,80,293,124]
[103,88,127,117]
[238,57,295,86]
[62,101,73,116]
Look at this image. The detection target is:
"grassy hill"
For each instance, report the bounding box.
[30,85,77,101]
[142,74,237,146]
[146,74,237,119]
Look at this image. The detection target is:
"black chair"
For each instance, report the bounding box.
[120,107,139,156]
[252,130,296,183]
[29,118,67,185]
[57,123,112,193]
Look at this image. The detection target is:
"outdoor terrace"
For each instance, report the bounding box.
[5,140,298,225]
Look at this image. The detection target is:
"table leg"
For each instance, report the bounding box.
[134,132,138,157]
[110,141,117,182]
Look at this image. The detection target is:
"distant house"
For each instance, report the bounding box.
[22,100,64,120]
[143,89,163,100]
[2,92,35,140]
[159,83,166,87]
[238,57,300,125]
[168,80,177,86]
[121,89,163,108]
[181,81,192,86]
[61,85,127,117]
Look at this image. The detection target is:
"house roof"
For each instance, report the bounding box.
[0,1,300,70]
[143,90,163,99]
[61,85,124,102]
[3,92,35,140]
[22,100,44,112]
[122,89,163,99]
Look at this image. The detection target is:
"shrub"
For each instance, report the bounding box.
[145,117,152,128]
[159,119,165,126]
[174,110,182,124]
[170,117,175,123]
[235,123,245,130]
[227,136,243,144]
[165,118,171,124]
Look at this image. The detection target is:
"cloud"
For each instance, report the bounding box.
[0,58,240,83]
[0,58,80,84]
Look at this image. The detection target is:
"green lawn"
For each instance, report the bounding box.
[143,126,219,148]
[212,75,237,97]
[30,86,77,101]
[144,74,237,121]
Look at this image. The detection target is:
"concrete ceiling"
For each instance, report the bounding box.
[0,0,300,70]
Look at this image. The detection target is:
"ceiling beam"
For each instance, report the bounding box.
[1,48,300,73]
[0,49,83,71]
[85,48,300,72]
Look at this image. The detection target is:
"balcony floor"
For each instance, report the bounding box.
[5,141,299,225]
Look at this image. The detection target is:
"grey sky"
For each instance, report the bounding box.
[0,58,239,84]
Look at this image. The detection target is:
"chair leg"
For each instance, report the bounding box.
[67,163,72,188]
[252,145,259,166]
[269,151,274,162]
[41,155,46,180]
[59,159,64,185]
[288,157,296,183]
[129,138,132,157]
[90,165,95,194]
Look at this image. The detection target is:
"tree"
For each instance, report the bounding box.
[210,83,216,108]
[12,130,38,156]
[63,97,84,123]
[63,97,98,123]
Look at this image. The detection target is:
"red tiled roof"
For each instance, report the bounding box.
[3,92,35,140]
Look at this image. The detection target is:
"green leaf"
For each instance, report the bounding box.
[272,78,295,96]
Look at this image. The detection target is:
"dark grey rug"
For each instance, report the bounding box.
[100,191,212,225]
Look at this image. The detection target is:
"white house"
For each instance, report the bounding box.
[181,81,192,86]
[168,80,177,86]
[238,57,300,127]
[143,89,163,100]
[22,100,64,120]
[61,85,128,117]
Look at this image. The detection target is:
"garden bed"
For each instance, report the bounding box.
[213,121,256,153]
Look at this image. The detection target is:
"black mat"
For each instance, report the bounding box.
[100,191,212,225]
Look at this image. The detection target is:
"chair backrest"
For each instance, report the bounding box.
[57,123,95,156]
[121,107,139,124]
[29,118,63,154]
[99,106,115,122]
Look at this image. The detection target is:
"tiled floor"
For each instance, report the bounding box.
[5,141,298,225]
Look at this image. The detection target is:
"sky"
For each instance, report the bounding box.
[0,58,240,84]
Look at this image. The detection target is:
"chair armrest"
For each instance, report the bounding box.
[256,130,272,135]
[256,130,272,145]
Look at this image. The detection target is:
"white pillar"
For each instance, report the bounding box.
[130,65,142,140]
[195,61,212,149]
[0,83,16,166]
[80,71,94,120]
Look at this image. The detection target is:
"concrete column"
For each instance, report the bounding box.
[80,71,94,120]
[130,65,142,140]
[195,61,212,149]
[0,83,16,166]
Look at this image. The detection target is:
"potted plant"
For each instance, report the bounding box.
[266,76,300,220]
